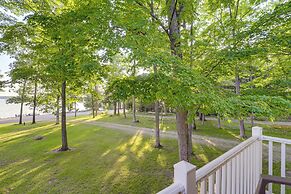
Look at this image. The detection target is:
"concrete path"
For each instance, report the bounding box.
[130,113,291,126]
[88,121,291,161]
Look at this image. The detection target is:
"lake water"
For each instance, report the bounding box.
[0,98,34,118]
[0,97,86,118]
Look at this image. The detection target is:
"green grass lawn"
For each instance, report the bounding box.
[1,115,290,193]
[0,117,225,194]
[97,114,291,141]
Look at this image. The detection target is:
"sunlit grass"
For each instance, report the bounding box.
[0,116,224,193]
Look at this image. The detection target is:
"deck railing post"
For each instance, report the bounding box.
[174,160,197,194]
[252,126,262,138]
[252,126,263,191]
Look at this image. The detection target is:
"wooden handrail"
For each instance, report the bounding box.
[196,136,258,182]
[255,175,291,194]
[262,135,291,144]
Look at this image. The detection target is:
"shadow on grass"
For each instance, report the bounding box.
[0,119,224,193]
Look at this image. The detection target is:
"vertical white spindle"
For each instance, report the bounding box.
[227,161,232,194]
[243,148,247,194]
[251,144,253,193]
[281,143,286,194]
[268,141,273,194]
[208,174,214,194]
[252,126,263,193]
[236,154,240,194]
[231,158,236,194]
[221,165,226,194]
[241,149,245,194]
[200,179,207,194]
[247,146,251,194]
[249,146,252,194]
[216,168,221,194]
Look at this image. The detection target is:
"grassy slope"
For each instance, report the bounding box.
[0,116,224,194]
[98,114,291,140]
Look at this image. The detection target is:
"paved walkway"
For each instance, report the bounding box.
[88,121,291,161]
[130,114,291,126]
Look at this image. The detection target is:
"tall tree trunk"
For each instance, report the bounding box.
[154,101,162,148]
[187,123,193,157]
[56,95,60,125]
[32,80,37,124]
[74,101,77,118]
[176,110,189,161]
[117,101,120,115]
[168,0,189,161]
[202,114,205,125]
[113,101,117,115]
[60,81,68,151]
[193,118,196,130]
[251,113,254,127]
[123,101,126,118]
[19,80,27,124]
[163,102,167,115]
[235,74,246,137]
[91,94,95,118]
[217,113,221,129]
[132,96,137,122]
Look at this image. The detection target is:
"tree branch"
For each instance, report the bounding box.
[134,1,169,36]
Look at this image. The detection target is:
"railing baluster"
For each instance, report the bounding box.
[236,154,240,194]
[200,179,207,194]
[226,161,232,194]
[268,141,273,194]
[281,143,286,194]
[250,145,253,194]
[221,165,226,194]
[208,174,214,194]
[216,168,221,194]
[231,158,236,194]
[244,148,247,194]
[252,142,256,193]
[247,147,251,194]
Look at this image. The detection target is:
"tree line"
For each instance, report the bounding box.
[0,0,290,160]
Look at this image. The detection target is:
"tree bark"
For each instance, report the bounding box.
[193,118,196,130]
[123,101,126,118]
[113,101,117,115]
[168,0,190,161]
[251,114,254,127]
[117,101,120,115]
[235,74,246,137]
[132,96,137,122]
[240,119,245,138]
[187,122,193,157]
[176,110,189,161]
[60,81,69,151]
[154,101,162,148]
[19,80,27,124]
[163,102,167,115]
[217,113,221,129]
[202,113,205,125]
[74,101,77,117]
[91,94,95,118]
[56,95,60,125]
[32,80,37,124]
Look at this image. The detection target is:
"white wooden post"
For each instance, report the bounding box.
[174,160,197,194]
[252,126,262,138]
[252,126,263,192]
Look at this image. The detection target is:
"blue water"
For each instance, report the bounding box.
[0,98,33,118]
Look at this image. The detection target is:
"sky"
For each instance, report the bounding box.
[0,54,15,96]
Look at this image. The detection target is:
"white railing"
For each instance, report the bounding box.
[262,135,291,194]
[157,126,290,194]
